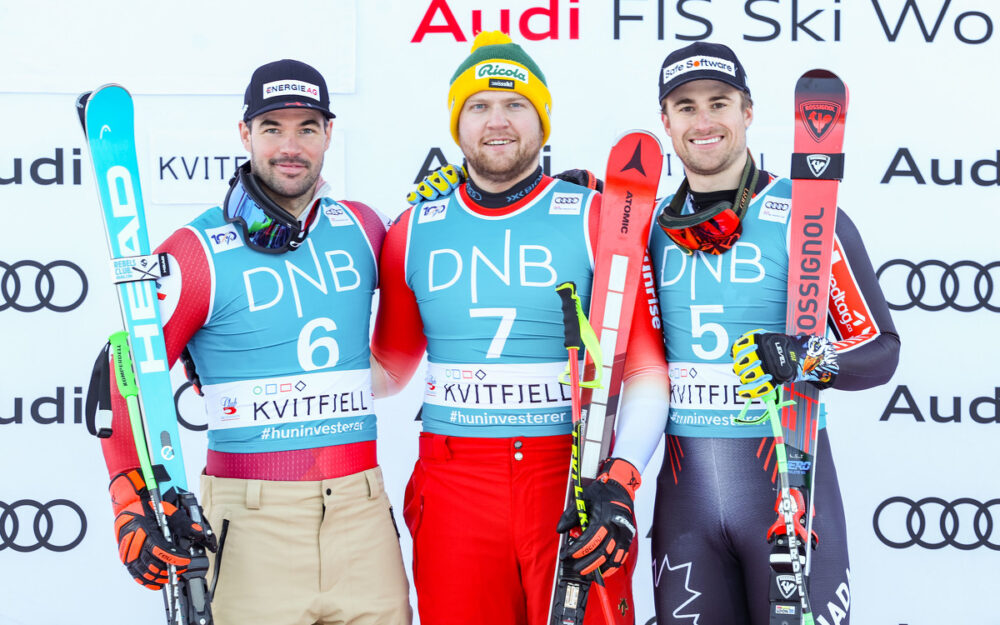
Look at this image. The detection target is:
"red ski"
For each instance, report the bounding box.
[548,131,663,625]
[767,70,849,625]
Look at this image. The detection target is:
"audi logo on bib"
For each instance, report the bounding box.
[0,499,87,552]
[873,496,1000,551]
[876,259,1000,312]
[0,260,88,313]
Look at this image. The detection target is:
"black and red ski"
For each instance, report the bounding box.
[765,70,849,625]
[548,131,663,625]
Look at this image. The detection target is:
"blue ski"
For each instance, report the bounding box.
[79,84,211,625]
[80,85,189,488]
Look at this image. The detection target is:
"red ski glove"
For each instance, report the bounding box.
[109,469,217,590]
[556,458,640,579]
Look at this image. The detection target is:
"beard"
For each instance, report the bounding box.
[251,154,322,206]
[462,134,542,189]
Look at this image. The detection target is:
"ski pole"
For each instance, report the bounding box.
[109,331,186,623]
[555,282,616,625]
[738,388,814,625]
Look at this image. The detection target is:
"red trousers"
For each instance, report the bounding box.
[403,432,636,625]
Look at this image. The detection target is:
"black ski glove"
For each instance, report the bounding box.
[553,168,604,192]
[556,458,640,579]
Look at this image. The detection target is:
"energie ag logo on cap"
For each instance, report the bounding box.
[262,80,321,101]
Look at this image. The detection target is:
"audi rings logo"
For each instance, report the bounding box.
[0,260,88,313]
[876,259,1000,312]
[0,499,87,552]
[873,496,1000,551]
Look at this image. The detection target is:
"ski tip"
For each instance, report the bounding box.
[795,69,849,108]
[75,91,92,135]
[612,129,662,149]
[800,69,840,81]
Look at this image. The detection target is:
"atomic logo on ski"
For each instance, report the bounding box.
[621,141,647,176]
[798,100,842,142]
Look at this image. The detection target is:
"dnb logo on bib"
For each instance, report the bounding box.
[206,224,244,253]
[324,205,354,227]
[759,195,791,224]
[549,192,583,215]
[418,201,448,223]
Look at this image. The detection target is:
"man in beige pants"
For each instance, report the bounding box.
[99,59,411,624]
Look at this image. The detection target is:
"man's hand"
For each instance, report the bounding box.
[731,330,839,400]
[556,458,640,579]
[109,470,217,589]
[405,164,467,205]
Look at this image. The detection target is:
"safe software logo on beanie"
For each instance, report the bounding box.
[243,59,336,122]
[658,42,750,104]
[447,31,552,145]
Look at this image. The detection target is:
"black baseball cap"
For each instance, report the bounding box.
[658,42,750,104]
[242,59,335,122]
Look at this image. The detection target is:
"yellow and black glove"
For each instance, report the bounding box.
[405,164,467,205]
[731,330,839,400]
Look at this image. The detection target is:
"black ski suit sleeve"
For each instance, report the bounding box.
[827,208,901,391]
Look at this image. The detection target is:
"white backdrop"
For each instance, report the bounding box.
[1,1,998,624]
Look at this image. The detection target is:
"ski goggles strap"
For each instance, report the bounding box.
[656,151,759,255]
[224,162,306,254]
[555,282,602,389]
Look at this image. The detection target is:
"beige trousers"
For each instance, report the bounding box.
[200,467,412,625]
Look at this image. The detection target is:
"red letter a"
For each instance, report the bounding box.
[412,0,467,43]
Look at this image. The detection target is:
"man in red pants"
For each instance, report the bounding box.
[372,32,669,625]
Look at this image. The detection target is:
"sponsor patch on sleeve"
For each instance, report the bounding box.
[549,192,583,215]
[205,224,244,253]
[417,200,449,224]
[759,195,791,224]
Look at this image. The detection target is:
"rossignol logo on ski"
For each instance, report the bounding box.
[777,575,799,600]
[792,205,829,333]
[799,100,841,143]
[807,154,831,177]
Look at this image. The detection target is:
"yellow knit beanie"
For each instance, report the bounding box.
[447,31,552,145]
